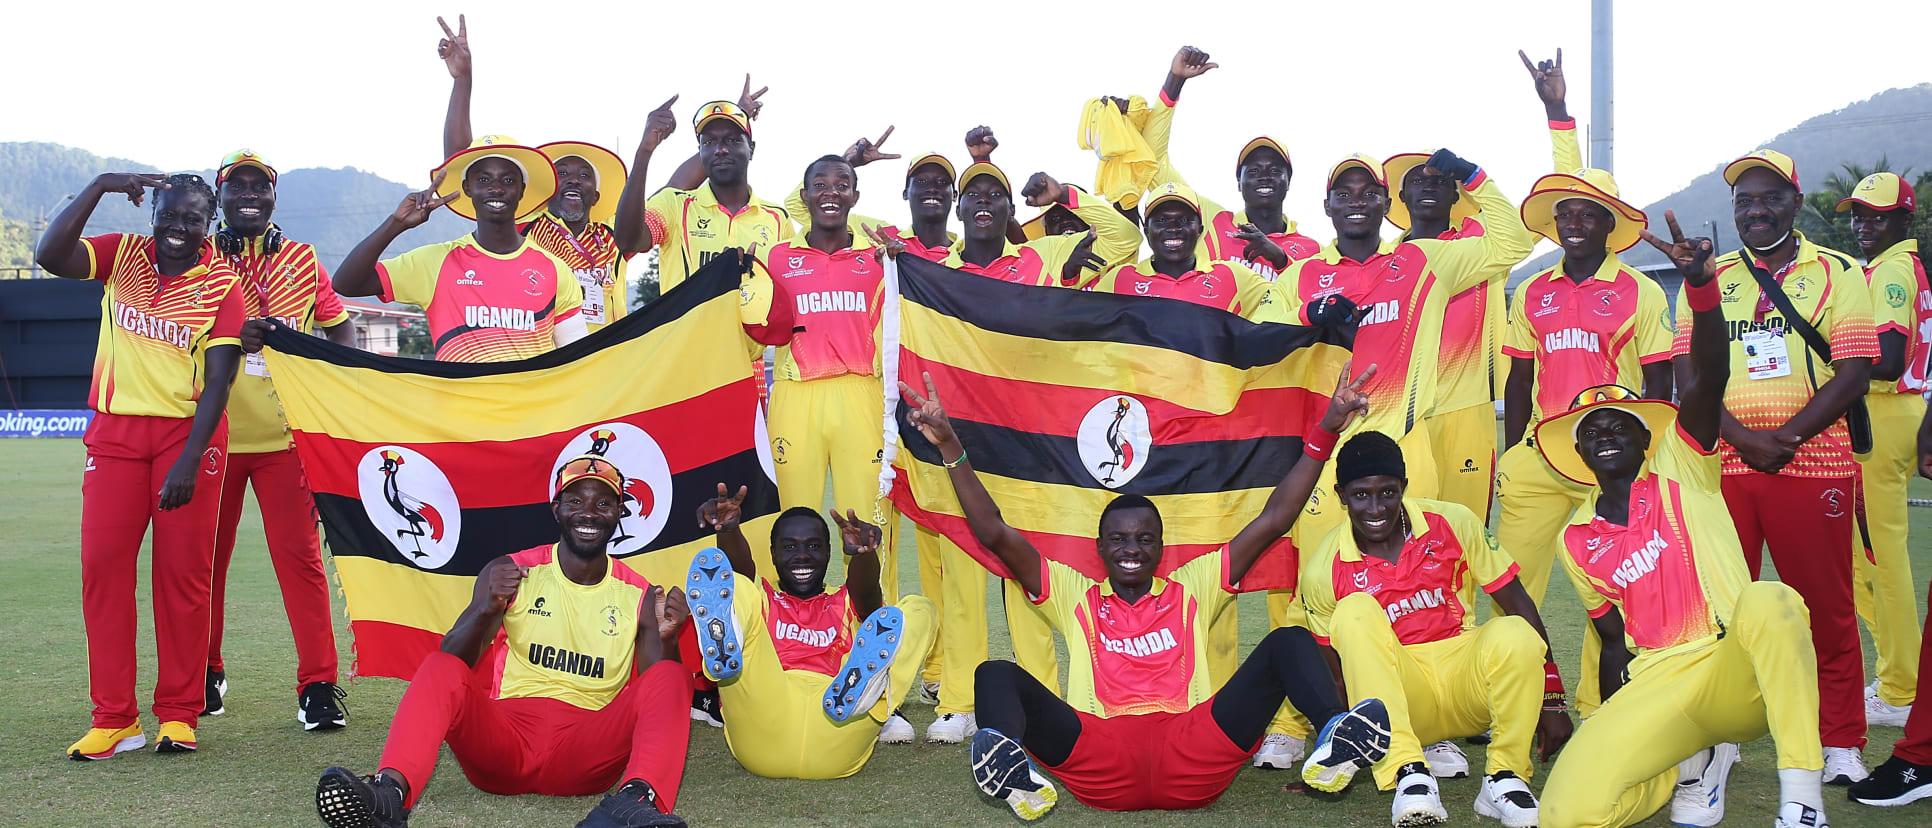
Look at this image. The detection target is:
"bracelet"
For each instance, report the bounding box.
[1543,660,1565,696]
[1685,279,1721,312]
[943,449,969,469]
[1303,426,1339,462]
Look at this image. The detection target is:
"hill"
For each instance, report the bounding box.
[1514,84,1932,280]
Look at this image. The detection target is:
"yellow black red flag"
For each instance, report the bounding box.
[887,255,1350,590]
[262,253,778,679]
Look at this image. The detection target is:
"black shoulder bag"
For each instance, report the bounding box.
[1738,253,1873,454]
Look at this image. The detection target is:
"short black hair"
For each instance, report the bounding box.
[157,173,216,216]
[802,154,856,188]
[1098,494,1161,535]
[770,505,827,547]
[1335,431,1406,486]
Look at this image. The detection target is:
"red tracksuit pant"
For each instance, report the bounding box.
[1722,472,1866,748]
[379,652,691,809]
[1892,590,1932,765]
[209,447,338,691]
[81,412,229,729]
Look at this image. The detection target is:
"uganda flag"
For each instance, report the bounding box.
[261,254,779,679]
[887,255,1350,590]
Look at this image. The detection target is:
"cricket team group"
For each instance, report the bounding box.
[34,16,1932,828]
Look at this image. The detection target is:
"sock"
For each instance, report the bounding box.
[1779,767,1823,811]
[1677,747,1714,785]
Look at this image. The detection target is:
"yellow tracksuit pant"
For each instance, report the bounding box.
[911,526,992,714]
[1329,592,1545,789]
[1425,403,1499,523]
[717,590,937,779]
[1496,439,1605,716]
[1540,582,1823,828]
[1855,391,1924,705]
[770,375,900,603]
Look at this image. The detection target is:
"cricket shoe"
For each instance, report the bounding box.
[1426,739,1470,779]
[1301,699,1393,793]
[1864,684,1912,728]
[689,689,724,728]
[66,723,144,761]
[1670,742,1739,827]
[204,668,227,716]
[824,606,904,722]
[300,681,349,731]
[1824,747,1868,786]
[1252,732,1307,769]
[1390,763,1448,826]
[970,728,1058,821]
[1848,755,1932,806]
[154,721,196,753]
[685,549,744,682]
[578,778,686,828]
[1474,771,1539,827]
[315,767,408,828]
[928,712,978,744]
[877,709,915,744]
[1774,801,1827,828]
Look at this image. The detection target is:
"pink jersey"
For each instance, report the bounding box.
[762,581,857,676]
[759,240,886,382]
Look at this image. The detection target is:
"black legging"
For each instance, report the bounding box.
[975,626,1345,767]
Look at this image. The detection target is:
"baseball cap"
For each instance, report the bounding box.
[693,101,753,139]
[956,162,1012,194]
[1326,154,1387,190]
[1835,172,1916,213]
[216,149,276,186]
[431,135,559,222]
[905,152,957,183]
[1236,136,1291,170]
[1723,149,1799,190]
[555,454,625,497]
[1142,181,1202,219]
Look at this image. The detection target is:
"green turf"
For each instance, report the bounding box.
[2,437,1927,826]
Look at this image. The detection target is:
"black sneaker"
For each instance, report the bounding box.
[300,681,349,731]
[1849,755,1932,807]
[203,668,227,716]
[315,766,408,827]
[577,779,687,828]
[689,688,724,728]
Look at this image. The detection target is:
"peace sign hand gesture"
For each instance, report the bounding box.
[697,482,748,531]
[829,509,882,557]
[738,74,768,120]
[1639,210,1717,287]
[1233,222,1288,270]
[897,371,961,455]
[393,170,456,228]
[1320,361,1378,434]
[437,15,471,79]
[862,224,907,260]
[641,95,680,154]
[1517,48,1565,108]
[844,126,901,168]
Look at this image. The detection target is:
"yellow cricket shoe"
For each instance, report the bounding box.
[154,721,197,753]
[67,723,145,760]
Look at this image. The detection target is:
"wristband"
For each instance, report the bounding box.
[1542,691,1569,713]
[1686,278,1721,312]
[943,449,969,469]
[1303,426,1339,461]
[1543,660,1565,696]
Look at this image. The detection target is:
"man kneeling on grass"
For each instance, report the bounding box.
[314,456,691,828]
[896,367,1393,820]
[685,488,937,778]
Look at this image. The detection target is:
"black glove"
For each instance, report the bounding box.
[1305,294,1358,328]
[1425,149,1479,184]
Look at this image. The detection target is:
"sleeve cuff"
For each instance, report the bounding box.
[1500,345,1533,359]
[1063,186,1083,210]
[1481,564,1522,594]
[1548,118,1576,131]
[1638,350,1675,365]
[1879,321,1910,337]
[206,337,242,349]
[1462,168,1488,190]
[317,311,351,328]
[555,306,581,323]
[1586,600,1615,619]
[1029,556,1053,605]
[375,263,398,303]
[1676,420,1719,456]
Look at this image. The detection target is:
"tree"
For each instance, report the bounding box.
[396,317,432,358]
[630,249,661,310]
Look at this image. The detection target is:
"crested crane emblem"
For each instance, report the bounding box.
[1077,395,1152,489]
[357,446,462,569]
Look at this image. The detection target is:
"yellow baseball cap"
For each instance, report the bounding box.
[535,141,628,224]
[1382,151,1480,231]
[1723,149,1799,190]
[555,453,625,496]
[1534,384,1680,486]
[1519,170,1648,253]
[905,152,957,183]
[956,161,1012,194]
[1326,154,1387,190]
[432,135,559,222]
[216,149,276,186]
[693,101,753,139]
[1835,172,1916,213]
[1236,136,1291,170]
[1142,181,1202,219]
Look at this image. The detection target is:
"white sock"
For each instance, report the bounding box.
[1779,767,1823,811]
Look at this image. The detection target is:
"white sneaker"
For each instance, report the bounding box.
[1775,801,1828,828]
[1824,747,1868,785]
[1252,732,1306,769]
[918,680,942,705]
[1866,690,1913,728]
[1426,740,1470,779]
[877,709,915,744]
[1391,763,1449,826]
[927,712,978,744]
[1474,771,1539,827]
[1670,742,1740,827]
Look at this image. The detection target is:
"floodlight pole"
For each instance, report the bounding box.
[1590,0,1614,173]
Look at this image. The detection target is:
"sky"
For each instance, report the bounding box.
[9,0,1931,244]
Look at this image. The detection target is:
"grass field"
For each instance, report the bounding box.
[3,437,1928,826]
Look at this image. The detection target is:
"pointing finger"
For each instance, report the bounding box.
[438,15,456,39]
[1554,47,1562,68]
[923,370,940,403]
[741,73,750,98]
[875,125,894,146]
[658,93,680,111]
